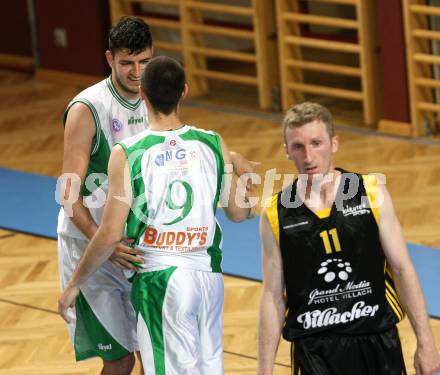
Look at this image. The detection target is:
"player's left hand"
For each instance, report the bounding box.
[58,283,80,323]
[414,344,440,375]
[110,238,144,270]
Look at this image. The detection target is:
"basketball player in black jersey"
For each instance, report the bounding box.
[257,102,440,375]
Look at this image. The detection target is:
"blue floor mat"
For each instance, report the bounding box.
[1,167,439,318]
[407,243,440,319]
[0,168,58,239]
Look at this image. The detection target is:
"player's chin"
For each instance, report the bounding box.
[124,80,141,92]
[125,86,141,95]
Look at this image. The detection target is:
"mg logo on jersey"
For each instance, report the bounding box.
[154,154,165,166]
[154,149,187,167]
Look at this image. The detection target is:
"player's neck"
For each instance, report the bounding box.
[111,75,140,101]
[300,168,341,211]
[148,111,183,132]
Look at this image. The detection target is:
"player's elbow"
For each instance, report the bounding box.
[224,207,250,222]
[389,260,415,282]
[229,214,247,223]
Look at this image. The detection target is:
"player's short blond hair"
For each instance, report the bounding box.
[282,102,335,141]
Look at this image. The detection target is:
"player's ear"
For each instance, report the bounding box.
[331,135,339,153]
[181,83,189,100]
[105,50,114,69]
[284,143,291,159]
[139,85,146,100]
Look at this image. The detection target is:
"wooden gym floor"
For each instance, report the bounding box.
[0,69,439,374]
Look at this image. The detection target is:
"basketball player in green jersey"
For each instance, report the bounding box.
[58,16,255,375]
[58,56,254,374]
[257,102,440,375]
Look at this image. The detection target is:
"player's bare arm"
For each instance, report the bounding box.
[219,136,254,222]
[62,105,143,270]
[62,102,99,239]
[58,145,133,322]
[257,210,285,375]
[378,184,440,375]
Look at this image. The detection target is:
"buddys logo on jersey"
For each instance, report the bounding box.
[142,226,208,252]
[111,118,123,132]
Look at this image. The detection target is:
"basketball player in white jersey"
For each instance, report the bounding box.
[57,17,153,375]
[58,56,254,374]
[57,17,255,375]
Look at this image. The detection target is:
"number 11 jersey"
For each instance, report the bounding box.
[266,170,405,340]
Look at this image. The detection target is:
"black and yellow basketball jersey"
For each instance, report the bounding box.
[266,169,405,341]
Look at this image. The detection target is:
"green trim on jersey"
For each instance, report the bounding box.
[88,126,112,174]
[208,222,223,272]
[63,98,111,196]
[82,129,112,196]
[74,292,130,361]
[180,128,225,211]
[180,128,225,272]
[131,267,177,375]
[118,135,166,245]
[106,76,141,111]
[63,98,102,155]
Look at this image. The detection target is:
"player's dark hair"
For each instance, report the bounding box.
[109,16,152,56]
[141,56,186,115]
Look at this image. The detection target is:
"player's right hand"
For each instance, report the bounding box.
[414,343,440,375]
[109,238,145,270]
[230,152,260,192]
[58,283,80,323]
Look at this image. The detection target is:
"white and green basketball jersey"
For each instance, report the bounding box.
[57,76,148,239]
[119,125,225,273]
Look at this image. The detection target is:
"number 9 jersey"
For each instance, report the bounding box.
[118,125,225,273]
[265,170,405,340]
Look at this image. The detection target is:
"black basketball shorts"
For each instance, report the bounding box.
[291,326,406,375]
